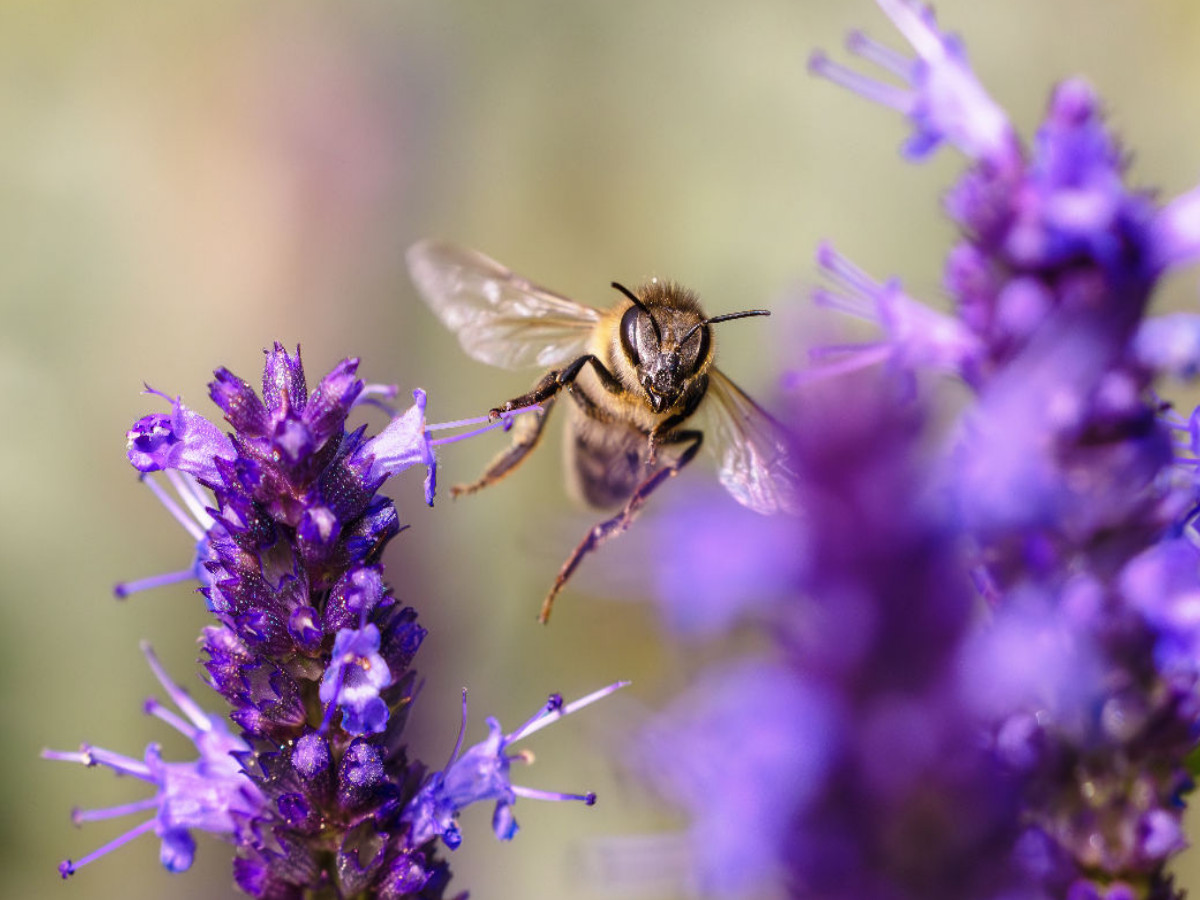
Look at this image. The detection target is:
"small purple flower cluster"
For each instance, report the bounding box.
[45,344,623,897]
[640,2,1200,898]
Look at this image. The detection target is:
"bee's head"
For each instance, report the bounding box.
[614,283,699,413]
[613,282,770,414]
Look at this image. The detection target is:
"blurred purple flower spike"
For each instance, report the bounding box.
[637,2,1200,897]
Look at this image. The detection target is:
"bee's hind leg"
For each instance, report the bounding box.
[538,429,703,624]
[450,395,557,498]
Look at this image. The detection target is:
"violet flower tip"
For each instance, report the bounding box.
[58,859,75,879]
[140,382,161,397]
[584,792,597,807]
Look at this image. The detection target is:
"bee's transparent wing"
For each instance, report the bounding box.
[702,368,801,515]
[407,240,602,370]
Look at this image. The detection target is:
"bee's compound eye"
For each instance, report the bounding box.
[620,304,643,365]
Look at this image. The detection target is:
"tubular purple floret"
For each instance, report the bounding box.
[209,368,270,438]
[359,382,400,403]
[43,644,263,879]
[445,688,470,771]
[73,797,160,824]
[807,50,911,113]
[1133,314,1200,381]
[812,242,982,377]
[789,344,896,388]
[808,341,891,363]
[167,470,215,515]
[56,819,159,879]
[318,624,395,736]
[127,387,236,485]
[113,567,199,599]
[42,744,153,780]
[356,395,541,507]
[353,381,403,418]
[508,681,631,743]
[143,698,194,741]
[141,642,218,734]
[260,342,308,416]
[113,473,219,600]
[1172,406,1200,459]
[876,0,943,61]
[811,287,876,319]
[845,28,911,77]
[813,0,1017,164]
[148,472,211,541]
[505,695,569,745]
[1152,184,1200,271]
[815,242,889,316]
[357,389,437,505]
[402,682,630,849]
[511,785,598,805]
[426,403,544,447]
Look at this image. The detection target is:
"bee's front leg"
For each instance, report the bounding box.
[488,354,623,419]
[539,428,704,623]
[450,396,556,498]
[488,369,563,421]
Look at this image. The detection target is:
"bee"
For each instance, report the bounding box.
[407,240,798,622]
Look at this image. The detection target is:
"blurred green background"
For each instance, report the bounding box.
[5,1,1200,897]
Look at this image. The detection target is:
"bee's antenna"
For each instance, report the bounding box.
[611,282,662,343]
[681,309,771,344]
[708,309,771,325]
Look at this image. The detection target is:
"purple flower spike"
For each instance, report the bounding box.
[792,4,1200,896]
[41,644,263,879]
[319,624,394,735]
[53,343,621,896]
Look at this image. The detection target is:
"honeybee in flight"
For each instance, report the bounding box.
[407,240,798,622]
